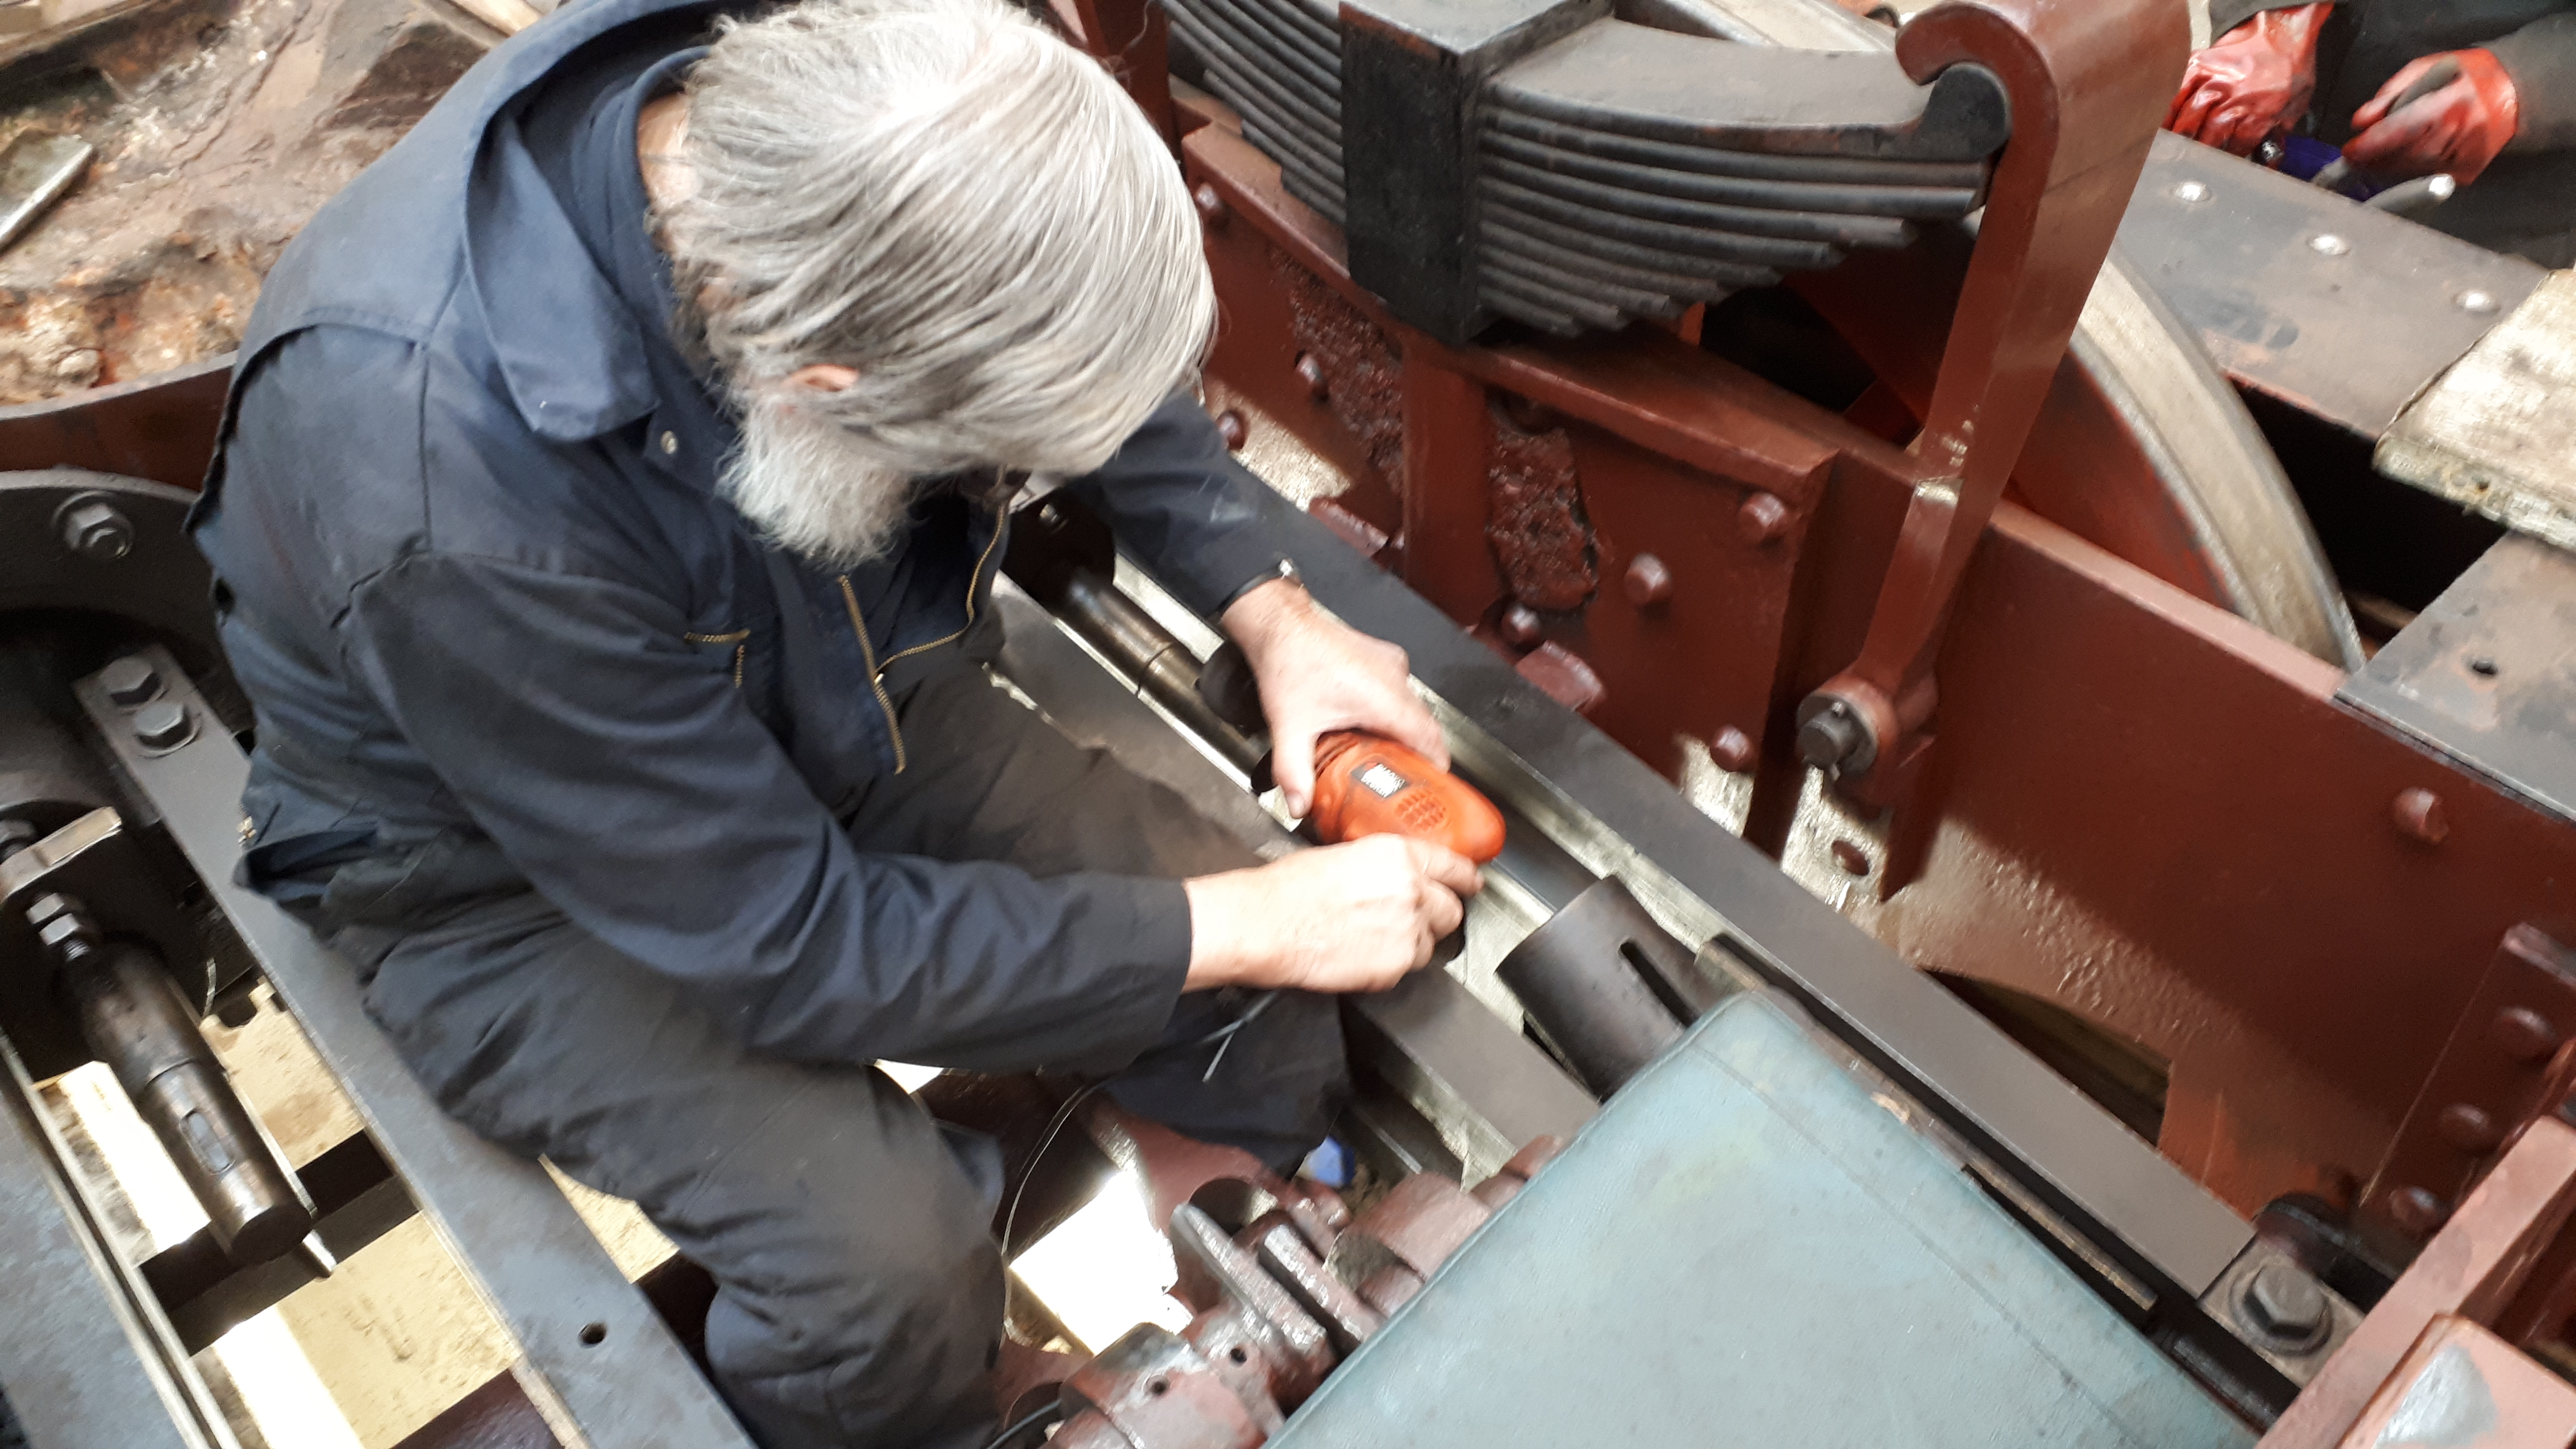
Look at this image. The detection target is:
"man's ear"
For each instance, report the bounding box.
[787,364,861,394]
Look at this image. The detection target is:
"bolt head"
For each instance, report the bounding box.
[2393,787,2449,845]
[2388,1185,2450,1237]
[2436,1102,2504,1153]
[1193,183,1227,227]
[2240,1262,2328,1346]
[1737,492,1791,546]
[2490,1006,2563,1063]
[1294,352,1329,401]
[100,655,161,706]
[1215,409,1248,452]
[1623,553,1674,608]
[2172,180,2210,202]
[1708,726,1756,774]
[59,500,134,562]
[2309,234,2351,257]
[132,699,193,751]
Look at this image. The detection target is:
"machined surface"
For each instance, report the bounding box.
[1270,994,2253,1448]
[75,647,755,1449]
[2379,273,2576,558]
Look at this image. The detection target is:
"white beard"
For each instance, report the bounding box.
[718,397,919,569]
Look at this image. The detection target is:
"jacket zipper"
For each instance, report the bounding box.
[835,504,1010,776]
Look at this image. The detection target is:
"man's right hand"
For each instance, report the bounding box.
[2167,3,2333,157]
[1183,837,1481,994]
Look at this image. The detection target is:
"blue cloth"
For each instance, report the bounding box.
[191,0,1293,1071]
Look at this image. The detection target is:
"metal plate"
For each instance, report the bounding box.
[1271,994,2252,1448]
[2341,534,2576,825]
[2115,132,2547,440]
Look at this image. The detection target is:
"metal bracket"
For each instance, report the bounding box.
[74,647,755,1449]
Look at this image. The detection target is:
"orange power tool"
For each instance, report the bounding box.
[1303,731,1507,863]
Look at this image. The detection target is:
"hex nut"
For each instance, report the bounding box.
[133,699,194,751]
[100,655,162,706]
[2239,1262,2328,1347]
[58,499,134,562]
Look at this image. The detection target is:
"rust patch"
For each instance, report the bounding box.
[1485,409,1594,611]
[1272,242,1404,494]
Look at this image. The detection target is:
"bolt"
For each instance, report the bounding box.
[1737,492,1791,547]
[1708,726,1756,774]
[2458,290,2499,315]
[2388,1185,2450,1237]
[1797,698,1872,773]
[1215,410,1248,451]
[2171,180,2210,202]
[26,892,97,962]
[1194,183,1227,228]
[1830,839,1870,877]
[1497,603,1543,648]
[1623,553,1674,608]
[2490,1006,2563,1063]
[2309,234,2351,257]
[58,499,134,562]
[2393,787,2449,845]
[100,655,161,706]
[132,699,193,751]
[1294,352,1329,400]
[2239,1262,2328,1346]
[2437,1102,2504,1153]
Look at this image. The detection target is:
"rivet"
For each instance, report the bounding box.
[1706,726,1756,774]
[2393,787,2449,845]
[2469,656,2499,678]
[100,655,162,706]
[2436,1102,2504,1153]
[1194,183,1227,227]
[1623,553,1674,608]
[2309,234,2351,257]
[1737,492,1791,546]
[1216,410,1248,451]
[2388,1185,2449,1237]
[2490,1006,2562,1063]
[1830,839,1870,876]
[1497,604,1542,648]
[1294,352,1328,400]
[2458,290,2499,315]
[2172,180,2210,203]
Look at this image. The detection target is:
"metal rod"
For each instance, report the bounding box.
[1054,570,1269,777]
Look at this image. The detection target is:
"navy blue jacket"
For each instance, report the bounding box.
[191,0,1287,1069]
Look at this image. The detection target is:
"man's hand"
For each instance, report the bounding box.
[2166,3,2333,157]
[2346,50,2521,184]
[1222,576,1446,817]
[1183,837,1481,993]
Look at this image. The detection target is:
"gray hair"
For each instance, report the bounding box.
[671,0,1215,520]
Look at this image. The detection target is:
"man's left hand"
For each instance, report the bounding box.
[2346,49,2522,184]
[1223,576,1447,818]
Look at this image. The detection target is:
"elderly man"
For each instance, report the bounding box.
[188,0,1479,1443]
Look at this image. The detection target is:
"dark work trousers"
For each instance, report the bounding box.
[290,657,1348,1449]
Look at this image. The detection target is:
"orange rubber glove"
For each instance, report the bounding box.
[2167,3,2334,157]
[2346,49,2521,184]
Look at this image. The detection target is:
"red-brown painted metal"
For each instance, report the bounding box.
[1805,0,2186,782]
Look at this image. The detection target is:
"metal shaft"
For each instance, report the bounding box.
[1056,570,1268,775]
[61,936,314,1265]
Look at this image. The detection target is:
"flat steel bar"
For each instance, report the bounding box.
[76,649,755,1449]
